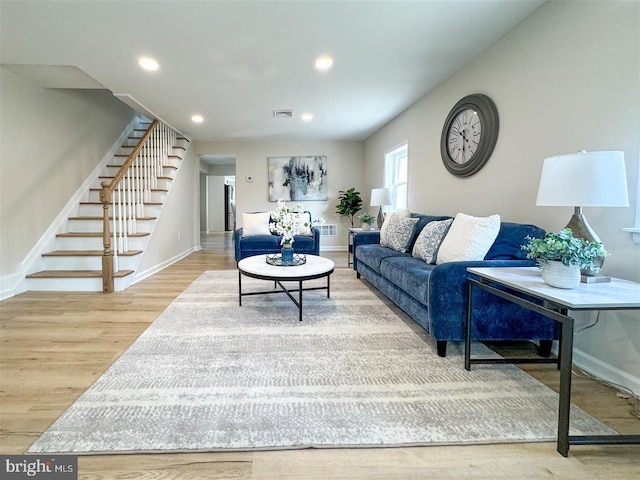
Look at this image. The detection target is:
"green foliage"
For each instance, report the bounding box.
[335,188,363,226]
[522,228,608,271]
[358,212,376,225]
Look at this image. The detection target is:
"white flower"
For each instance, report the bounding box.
[269,200,303,246]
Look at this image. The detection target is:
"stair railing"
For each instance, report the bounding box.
[100,119,177,292]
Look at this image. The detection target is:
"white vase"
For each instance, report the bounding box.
[541,261,580,289]
[362,223,371,231]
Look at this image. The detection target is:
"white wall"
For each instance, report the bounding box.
[0,66,135,278]
[134,145,200,280]
[207,175,225,233]
[195,140,365,249]
[364,1,640,393]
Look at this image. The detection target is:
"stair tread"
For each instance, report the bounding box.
[42,250,143,257]
[27,270,134,279]
[69,216,157,221]
[57,232,150,237]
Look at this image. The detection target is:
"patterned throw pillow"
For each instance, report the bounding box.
[412,218,454,263]
[380,214,420,253]
[436,213,501,263]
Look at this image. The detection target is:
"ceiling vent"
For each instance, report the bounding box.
[273,110,293,118]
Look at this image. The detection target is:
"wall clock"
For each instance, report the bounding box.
[440,93,499,177]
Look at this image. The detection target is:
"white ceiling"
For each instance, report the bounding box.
[1,0,544,142]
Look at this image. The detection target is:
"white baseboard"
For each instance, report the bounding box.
[572,347,640,396]
[129,246,199,287]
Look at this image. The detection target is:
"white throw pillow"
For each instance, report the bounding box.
[412,218,454,264]
[242,212,272,236]
[380,214,420,253]
[436,213,501,263]
[297,212,313,236]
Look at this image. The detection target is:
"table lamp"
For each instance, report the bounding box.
[370,188,392,228]
[535,150,629,275]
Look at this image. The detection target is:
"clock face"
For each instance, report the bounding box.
[440,94,499,177]
[446,108,482,164]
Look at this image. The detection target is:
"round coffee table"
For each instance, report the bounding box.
[237,254,335,321]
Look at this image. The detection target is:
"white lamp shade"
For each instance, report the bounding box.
[535,151,629,207]
[370,187,392,206]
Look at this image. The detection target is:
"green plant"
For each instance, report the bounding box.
[522,228,608,271]
[335,188,362,227]
[358,212,376,225]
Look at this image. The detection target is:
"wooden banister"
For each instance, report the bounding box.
[99,120,164,292]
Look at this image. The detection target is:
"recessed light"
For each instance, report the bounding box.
[314,55,333,71]
[138,56,159,71]
[191,114,204,123]
[301,113,314,122]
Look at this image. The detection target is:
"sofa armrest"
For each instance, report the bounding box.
[233,228,244,262]
[352,231,381,269]
[427,259,538,339]
[311,226,321,256]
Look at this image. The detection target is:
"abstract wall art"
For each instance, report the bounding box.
[268,156,327,201]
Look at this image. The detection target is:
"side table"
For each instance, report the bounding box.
[465,266,640,457]
[348,227,378,267]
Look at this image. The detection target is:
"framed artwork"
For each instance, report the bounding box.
[268,156,327,201]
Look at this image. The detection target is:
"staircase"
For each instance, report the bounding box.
[26,120,188,292]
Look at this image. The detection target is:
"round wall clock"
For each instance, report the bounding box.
[440,93,499,177]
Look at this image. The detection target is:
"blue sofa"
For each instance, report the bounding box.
[234,226,321,262]
[353,213,558,357]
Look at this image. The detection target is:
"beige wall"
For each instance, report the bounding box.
[364,1,640,392]
[0,66,135,278]
[195,140,364,249]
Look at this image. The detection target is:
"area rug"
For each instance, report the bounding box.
[29,269,615,454]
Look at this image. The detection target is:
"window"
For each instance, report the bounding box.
[384,142,408,211]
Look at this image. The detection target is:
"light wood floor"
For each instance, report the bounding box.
[1,233,638,479]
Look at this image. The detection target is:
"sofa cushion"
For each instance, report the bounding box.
[355,244,407,274]
[412,218,454,264]
[242,212,272,236]
[380,256,436,305]
[485,222,546,260]
[436,213,501,263]
[380,214,420,253]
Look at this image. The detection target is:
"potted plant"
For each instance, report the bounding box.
[270,200,303,264]
[521,228,608,289]
[358,212,376,231]
[335,188,363,227]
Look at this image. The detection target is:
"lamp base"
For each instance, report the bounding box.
[565,207,604,276]
[377,207,385,229]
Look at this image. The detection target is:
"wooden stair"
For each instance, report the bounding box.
[25,121,189,292]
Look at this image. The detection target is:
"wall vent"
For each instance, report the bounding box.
[319,224,337,236]
[273,110,293,118]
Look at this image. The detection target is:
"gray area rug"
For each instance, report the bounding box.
[29,269,615,454]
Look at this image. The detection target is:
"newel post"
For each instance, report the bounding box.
[100,182,114,293]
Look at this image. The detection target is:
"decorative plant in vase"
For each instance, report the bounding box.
[335,188,363,227]
[521,228,608,289]
[270,200,303,264]
[358,212,376,231]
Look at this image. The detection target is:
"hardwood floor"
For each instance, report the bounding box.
[1,233,638,479]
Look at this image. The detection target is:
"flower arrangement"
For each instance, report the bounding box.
[270,200,303,246]
[521,228,608,271]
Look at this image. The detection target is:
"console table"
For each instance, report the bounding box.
[465,266,640,457]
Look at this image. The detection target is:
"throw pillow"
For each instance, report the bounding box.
[297,211,313,236]
[380,214,420,253]
[379,208,411,238]
[412,218,454,264]
[242,211,272,236]
[436,213,501,263]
